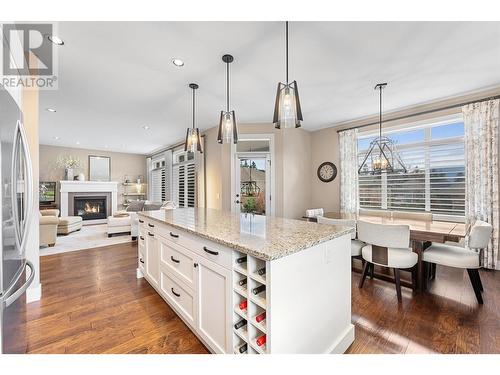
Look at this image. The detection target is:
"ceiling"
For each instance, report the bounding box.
[39,21,500,154]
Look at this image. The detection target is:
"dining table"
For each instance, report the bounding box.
[304,212,468,291]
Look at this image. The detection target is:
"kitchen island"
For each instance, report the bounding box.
[136,208,354,354]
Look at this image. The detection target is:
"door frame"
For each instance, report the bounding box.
[231,134,276,216]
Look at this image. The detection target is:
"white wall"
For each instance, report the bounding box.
[282,128,312,219]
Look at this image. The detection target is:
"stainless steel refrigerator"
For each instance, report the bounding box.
[0,86,35,354]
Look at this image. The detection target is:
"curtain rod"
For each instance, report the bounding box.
[337,94,500,133]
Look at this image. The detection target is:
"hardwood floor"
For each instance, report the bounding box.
[348,265,500,353]
[24,242,208,354]
[20,242,499,354]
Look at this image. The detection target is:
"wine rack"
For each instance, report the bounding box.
[232,251,268,354]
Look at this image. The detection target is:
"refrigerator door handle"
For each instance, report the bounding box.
[1,261,34,308]
[11,120,34,256]
[11,121,22,250]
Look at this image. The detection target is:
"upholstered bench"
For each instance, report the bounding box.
[107,214,131,237]
[57,216,83,235]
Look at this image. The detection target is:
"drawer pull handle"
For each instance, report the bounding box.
[139,219,144,223]
[148,223,155,228]
[170,232,179,238]
[170,256,180,264]
[171,288,181,297]
[139,236,144,241]
[148,232,154,237]
[139,258,144,264]
[203,246,219,256]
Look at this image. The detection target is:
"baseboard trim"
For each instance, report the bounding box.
[26,282,42,303]
[327,324,355,354]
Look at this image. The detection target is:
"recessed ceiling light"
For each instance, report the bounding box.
[46,108,56,112]
[53,136,60,140]
[172,58,184,67]
[47,35,64,45]
[143,125,150,130]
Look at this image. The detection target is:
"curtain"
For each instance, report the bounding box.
[463,99,499,270]
[339,128,359,214]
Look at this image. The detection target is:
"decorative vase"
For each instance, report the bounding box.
[78,173,85,181]
[66,168,74,181]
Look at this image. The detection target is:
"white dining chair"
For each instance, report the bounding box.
[316,216,365,259]
[392,211,433,221]
[357,220,418,303]
[422,220,493,304]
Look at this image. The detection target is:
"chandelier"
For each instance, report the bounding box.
[240,160,261,196]
[358,83,407,174]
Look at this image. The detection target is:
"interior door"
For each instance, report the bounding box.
[233,155,271,216]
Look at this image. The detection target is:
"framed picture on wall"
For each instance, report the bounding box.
[89,155,111,181]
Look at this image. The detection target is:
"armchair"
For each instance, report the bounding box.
[39,209,60,247]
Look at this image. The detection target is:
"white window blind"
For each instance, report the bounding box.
[173,151,196,208]
[358,119,465,217]
[150,159,166,203]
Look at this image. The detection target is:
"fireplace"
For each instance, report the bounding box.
[74,196,107,221]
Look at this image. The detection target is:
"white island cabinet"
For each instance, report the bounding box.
[136,208,355,354]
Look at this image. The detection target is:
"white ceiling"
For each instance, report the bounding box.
[39,21,500,154]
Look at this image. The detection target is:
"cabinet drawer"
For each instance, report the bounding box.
[160,240,196,288]
[161,270,196,328]
[156,224,232,269]
[194,241,232,269]
[138,217,147,228]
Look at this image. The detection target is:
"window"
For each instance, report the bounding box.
[150,158,166,203]
[358,118,465,217]
[236,139,271,153]
[173,150,196,208]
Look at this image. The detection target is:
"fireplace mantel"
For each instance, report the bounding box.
[60,181,118,224]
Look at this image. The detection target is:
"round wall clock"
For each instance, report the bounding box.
[317,162,337,183]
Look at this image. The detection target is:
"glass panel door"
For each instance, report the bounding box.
[236,157,269,216]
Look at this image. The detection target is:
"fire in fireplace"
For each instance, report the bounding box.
[74,196,107,221]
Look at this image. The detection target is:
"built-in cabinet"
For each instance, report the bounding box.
[138,218,233,353]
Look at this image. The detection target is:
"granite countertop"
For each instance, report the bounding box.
[138,208,354,261]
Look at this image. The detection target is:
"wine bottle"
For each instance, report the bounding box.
[255,311,266,323]
[238,300,248,310]
[238,343,248,353]
[234,319,247,330]
[236,256,247,264]
[257,267,266,276]
[238,278,247,286]
[256,334,266,347]
[252,284,266,295]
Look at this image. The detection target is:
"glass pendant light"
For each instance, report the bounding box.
[218,54,238,144]
[273,21,303,129]
[185,83,203,153]
[358,83,407,174]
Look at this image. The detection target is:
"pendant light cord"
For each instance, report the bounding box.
[379,85,382,139]
[285,21,289,84]
[192,87,195,130]
[226,61,230,112]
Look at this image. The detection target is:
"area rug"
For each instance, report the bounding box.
[40,224,133,256]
